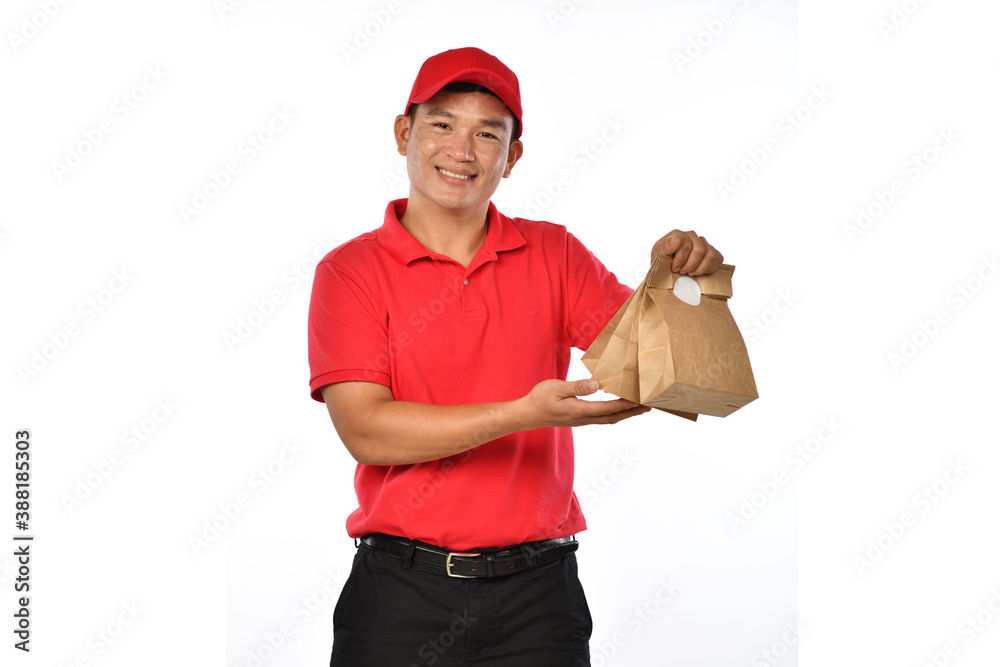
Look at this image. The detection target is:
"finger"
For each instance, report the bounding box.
[679,236,717,275]
[583,404,652,425]
[607,405,653,423]
[690,244,723,276]
[678,236,708,274]
[566,378,600,398]
[574,397,643,418]
[668,231,694,273]
[650,233,678,265]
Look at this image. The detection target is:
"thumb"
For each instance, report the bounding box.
[663,232,682,252]
[651,233,680,263]
[569,378,600,397]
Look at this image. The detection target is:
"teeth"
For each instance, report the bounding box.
[439,168,473,179]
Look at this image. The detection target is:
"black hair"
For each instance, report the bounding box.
[407,81,520,141]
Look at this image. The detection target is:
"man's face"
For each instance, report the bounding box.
[394,89,523,216]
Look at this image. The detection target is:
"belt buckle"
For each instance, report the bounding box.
[445,551,481,578]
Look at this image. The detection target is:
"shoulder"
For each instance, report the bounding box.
[503,214,576,253]
[506,214,567,238]
[315,228,382,277]
[503,213,601,264]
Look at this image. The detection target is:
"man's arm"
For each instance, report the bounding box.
[321,378,650,466]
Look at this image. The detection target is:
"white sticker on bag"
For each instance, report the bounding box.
[673,276,701,306]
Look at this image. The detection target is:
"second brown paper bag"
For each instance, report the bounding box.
[581,253,758,420]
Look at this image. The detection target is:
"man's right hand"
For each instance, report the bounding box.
[515,378,651,429]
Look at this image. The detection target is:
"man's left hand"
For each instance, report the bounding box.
[650,230,724,275]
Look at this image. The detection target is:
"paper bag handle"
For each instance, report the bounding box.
[649,253,735,298]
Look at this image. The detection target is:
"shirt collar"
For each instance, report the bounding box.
[378,199,526,266]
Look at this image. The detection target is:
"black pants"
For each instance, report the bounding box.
[330,542,593,666]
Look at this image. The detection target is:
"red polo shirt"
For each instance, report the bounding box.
[308,199,631,550]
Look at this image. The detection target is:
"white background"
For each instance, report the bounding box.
[2,1,999,666]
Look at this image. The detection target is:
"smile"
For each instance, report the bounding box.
[438,168,475,180]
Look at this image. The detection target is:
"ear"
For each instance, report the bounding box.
[393,114,411,156]
[502,139,524,178]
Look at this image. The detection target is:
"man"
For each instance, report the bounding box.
[308,47,723,666]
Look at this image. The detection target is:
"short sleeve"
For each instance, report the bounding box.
[308,259,390,402]
[564,232,633,350]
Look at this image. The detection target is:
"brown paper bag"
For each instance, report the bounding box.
[582,253,757,419]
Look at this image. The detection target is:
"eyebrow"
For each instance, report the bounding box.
[422,108,510,136]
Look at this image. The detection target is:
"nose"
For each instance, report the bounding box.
[445,132,474,161]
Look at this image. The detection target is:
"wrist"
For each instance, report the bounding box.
[505,395,535,434]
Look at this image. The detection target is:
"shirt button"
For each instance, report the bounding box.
[463,279,469,285]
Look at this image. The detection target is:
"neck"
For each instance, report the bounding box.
[399,197,490,268]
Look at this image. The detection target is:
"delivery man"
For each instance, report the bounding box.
[308,46,724,666]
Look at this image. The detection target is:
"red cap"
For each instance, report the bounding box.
[405,47,522,139]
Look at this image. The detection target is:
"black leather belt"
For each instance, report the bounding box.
[359,533,578,578]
